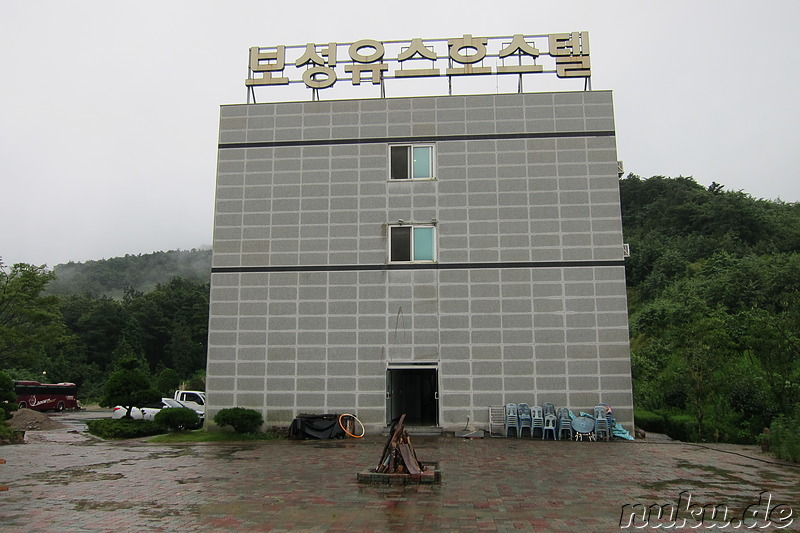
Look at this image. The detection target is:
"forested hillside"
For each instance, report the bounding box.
[1,268,209,399]
[621,175,800,443]
[48,249,211,298]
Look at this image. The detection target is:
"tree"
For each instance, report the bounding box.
[125,277,209,377]
[0,262,64,368]
[165,322,204,378]
[734,305,800,416]
[100,357,161,418]
[671,307,732,440]
[155,368,181,396]
[0,371,18,420]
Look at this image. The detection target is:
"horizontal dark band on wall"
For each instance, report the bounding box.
[218,130,615,150]
[211,260,625,274]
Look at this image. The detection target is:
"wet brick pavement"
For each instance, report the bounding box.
[1,411,798,532]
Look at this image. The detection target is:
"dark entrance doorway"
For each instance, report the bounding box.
[386,368,439,426]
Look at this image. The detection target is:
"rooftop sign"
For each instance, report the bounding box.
[245,33,590,100]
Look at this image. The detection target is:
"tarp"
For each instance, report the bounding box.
[288,414,345,440]
[577,410,635,440]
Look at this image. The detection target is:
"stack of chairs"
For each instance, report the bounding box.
[517,403,533,438]
[530,405,544,438]
[542,413,558,440]
[488,406,506,437]
[556,407,573,440]
[492,402,609,441]
[504,403,519,438]
[598,403,616,429]
[593,405,611,441]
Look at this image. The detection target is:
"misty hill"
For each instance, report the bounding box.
[48,249,212,297]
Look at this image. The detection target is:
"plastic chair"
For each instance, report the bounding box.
[542,413,558,440]
[593,405,611,441]
[542,402,556,418]
[556,407,573,441]
[530,406,544,439]
[517,403,533,438]
[504,403,519,438]
[598,403,616,429]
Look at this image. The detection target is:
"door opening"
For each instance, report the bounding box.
[386,368,438,426]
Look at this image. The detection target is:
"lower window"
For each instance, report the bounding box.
[389,225,436,262]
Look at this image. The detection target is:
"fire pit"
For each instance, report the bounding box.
[356,414,441,485]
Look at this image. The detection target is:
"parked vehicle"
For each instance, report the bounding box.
[14,381,79,411]
[173,390,206,413]
[112,398,204,426]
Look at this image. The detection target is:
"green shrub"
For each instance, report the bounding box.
[767,410,800,463]
[0,423,18,443]
[86,418,163,439]
[664,413,698,442]
[154,408,201,431]
[634,409,666,433]
[213,407,264,433]
[701,400,760,444]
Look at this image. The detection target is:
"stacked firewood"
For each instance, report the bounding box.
[375,414,425,475]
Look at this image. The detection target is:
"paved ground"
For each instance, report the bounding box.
[1,410,798,532]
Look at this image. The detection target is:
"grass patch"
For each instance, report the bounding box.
[148,430,283,443]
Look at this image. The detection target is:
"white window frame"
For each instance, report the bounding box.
[389,224,437,263]
[389,144,435,180]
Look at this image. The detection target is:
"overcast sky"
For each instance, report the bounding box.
[2,1,798,268]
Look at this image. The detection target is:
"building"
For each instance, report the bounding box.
[206,89,633,432]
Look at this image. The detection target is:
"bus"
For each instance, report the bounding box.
[13,381,79,411]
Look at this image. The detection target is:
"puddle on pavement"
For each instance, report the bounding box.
[74,498,187,519]
[205,445,261,460]
[636,456,800,512]
[143,447,201,459]
[74,500,138,512]
[33,465,126,485]
[28,446,204,486]
[675,460,744,478]
[641,461,746,491]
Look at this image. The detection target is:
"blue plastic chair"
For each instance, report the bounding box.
[599,403,616,429]
[517,403,532,438]
[504,403,519,438]
[542,413,558,440]
[530,406,544,439]
[593,405,611,441]
[556,407,573,440]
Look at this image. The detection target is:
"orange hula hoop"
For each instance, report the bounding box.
[338,413,365,438]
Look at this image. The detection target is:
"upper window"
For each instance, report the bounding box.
[389,225,436,263]
[390,144,434,180]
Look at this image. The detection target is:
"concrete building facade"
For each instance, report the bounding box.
[207,90,634,432]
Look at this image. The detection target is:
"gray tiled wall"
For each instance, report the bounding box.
[207,91,634,431]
